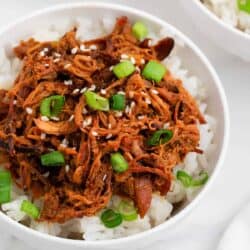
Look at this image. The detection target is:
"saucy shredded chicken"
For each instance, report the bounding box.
[0,16,205,223]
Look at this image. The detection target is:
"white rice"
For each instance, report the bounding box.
[0,16,216,240]
[202,0,250,34]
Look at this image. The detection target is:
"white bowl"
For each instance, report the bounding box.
[181,0,250,61]
[0,2,229,250]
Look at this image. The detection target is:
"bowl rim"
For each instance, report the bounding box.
[190,0,250,41]
[0,1,230,247]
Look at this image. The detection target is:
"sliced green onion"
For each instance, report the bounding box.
[237,0,250,14]
[110,94,126,110]
[191,171,209,187]
[110,153,128,173]
[177,170,209,188]
[84,91,110,111]
[0,171,11,204]
[101,209,123,228]
[118,200,138,221]
[40,95,65,117]
[113,61,135,79]
[142,61,166,83]
[132,21,148,41]
[20,200,40,219]
[147,129,173,146]
[176,170,192,188]
[41,151,65,166]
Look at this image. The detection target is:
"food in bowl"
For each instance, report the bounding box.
[201,0,250,34]
[0,16,216,240]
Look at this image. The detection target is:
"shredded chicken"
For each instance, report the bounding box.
[0,16,205,223]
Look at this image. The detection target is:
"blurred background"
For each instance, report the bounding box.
[0,0,250,250]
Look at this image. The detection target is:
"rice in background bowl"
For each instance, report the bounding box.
[181,0,250,61]
[202,0,250,34]
[0,3,229,250]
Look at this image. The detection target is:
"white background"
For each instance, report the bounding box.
[0,0,250,250]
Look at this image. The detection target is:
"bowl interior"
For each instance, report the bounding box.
[0,2,229,248]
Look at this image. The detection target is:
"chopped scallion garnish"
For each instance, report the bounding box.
[142,61,166,83]
[113,61,135,79]
[118,200,138,221]
[20,200,40,219]
[176,170,209,188]
[84,91,110,111]
[41,151,65,166]
[110,153,129,173]
[101,209,123,228]
[40,95,65,118]
[237,0,250,14]
[0,171,11,204]
[132,21,148,41]
[147,129,173,146]
[110,94,126,110]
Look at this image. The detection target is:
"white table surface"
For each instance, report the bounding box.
[0,0,249,250]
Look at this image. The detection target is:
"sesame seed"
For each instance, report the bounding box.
[51,116,60,121]
[130,101,136,108]
[82,117,92,128]
[65,165,70,172]
[89,84,96,91]
[129,91,134,98]
[114,111,123,117]
[106,133,113,139]
[89,44,97,50]
[80,44,86,51]
[140,58,145,65]
[40,133,46,140]
[71,47,78,55]
[44,63,49,68]
[117,91,125,95]
[151,89,159,95]
[138,115,145,120]
[39,51,45,57]
[92,131,98,136]
[163,123,170,129]
[64,80,73,86]
[82,108,88,114]
[44,48,49,52]
[125,105,131,114]
[62,138,69,145]
[130,57,136,64]
[135,66,141,73]
[100,89,107,95]
[145,98,151,104]
[121,54,129,59]
[109,66,114,71]
[53,58,60,63]
[80,87,88,93]
[41,116,49,121]
[13,100,17,105]
[148,40,152,46]
[43,172,50,178]
[68,115,74,122]
[25,107,33,115]
[103,174,107,181]
[72,89,80,94]
[108,123,112,129]
[54,52,61,58]
[64,63,71,69]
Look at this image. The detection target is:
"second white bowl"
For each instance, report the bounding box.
[181,0,250,61]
